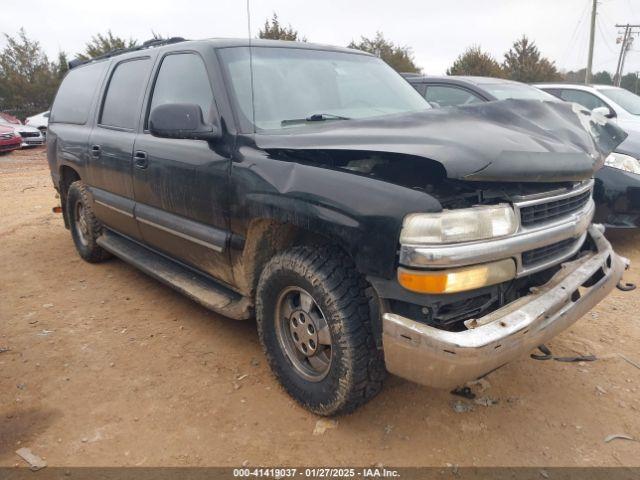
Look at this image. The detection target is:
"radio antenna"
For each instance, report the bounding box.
[246,0,256,131]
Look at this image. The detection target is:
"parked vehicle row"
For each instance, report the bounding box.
[47,38,629,415]
[404,75,640,229]
[0,115,46,148]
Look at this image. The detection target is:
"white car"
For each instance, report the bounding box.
[535,83,640,134]
[25,110,50,134]
[0,117,45,147]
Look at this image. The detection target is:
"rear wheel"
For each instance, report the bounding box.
[66,181,111,263]
[256,245,385,415]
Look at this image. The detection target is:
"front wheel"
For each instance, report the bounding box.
[256,245,385,415]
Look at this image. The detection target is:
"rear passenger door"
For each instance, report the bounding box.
[88,57,153,240]
[132,51,234,285]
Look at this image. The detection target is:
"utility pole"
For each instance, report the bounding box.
[614,24,640,86]
[585,0,598,84]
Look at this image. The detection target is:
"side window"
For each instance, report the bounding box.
[148,53,214,124]
[50,61,108,124]
[559,89,607,111]
[425,85,484,107]
[100,58,151,129]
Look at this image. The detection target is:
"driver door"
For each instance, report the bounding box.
[132,51,234,285]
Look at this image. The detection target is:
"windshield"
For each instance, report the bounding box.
[481,83,557,101]
[598,87,640,115]
[218,47,429,131]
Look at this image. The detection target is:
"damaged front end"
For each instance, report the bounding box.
[256,99,629,388]
[383,225,628,389]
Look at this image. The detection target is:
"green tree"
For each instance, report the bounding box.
[502,35,561,82]
[0,28,59,116]
[563,68,586,83]
[56,51,69,79]
[620,72,639,94]
[592,71,613,85]
[78,30,138,60]
[348,31,421,73]
[446,46,504,77]
[258,13,305,41]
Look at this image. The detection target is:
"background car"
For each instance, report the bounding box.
[0,124,22,154]
[0,116,45,148]
[404,75,640,228]
[25,110,50,136]
[402,74,557,105]
[536,84,640,134]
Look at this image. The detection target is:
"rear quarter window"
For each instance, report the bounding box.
[50,61,108,125]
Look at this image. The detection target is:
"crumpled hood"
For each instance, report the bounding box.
[256,99,627,182]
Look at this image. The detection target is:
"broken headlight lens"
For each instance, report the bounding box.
[400,205,518,244]
[604,152,640,175]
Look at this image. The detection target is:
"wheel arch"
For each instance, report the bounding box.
[59,165,81,229]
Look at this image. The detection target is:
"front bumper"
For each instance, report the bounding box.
[382,225,628,389]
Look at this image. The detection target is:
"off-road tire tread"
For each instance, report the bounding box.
[256,244,385,416]
[67,181,111,263]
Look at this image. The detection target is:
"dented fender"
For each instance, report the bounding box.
[230,144,441,279]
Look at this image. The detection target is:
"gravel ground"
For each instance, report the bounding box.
[1,147,639,467]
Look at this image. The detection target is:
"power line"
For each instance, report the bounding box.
[596,16,616,54]
[560,0,591,66]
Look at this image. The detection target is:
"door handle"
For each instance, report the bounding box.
[91,144,101,157]
[134,150,148,169]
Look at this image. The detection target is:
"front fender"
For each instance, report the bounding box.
[231,147,441,278]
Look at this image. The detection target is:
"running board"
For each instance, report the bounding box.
[97,230,252,320]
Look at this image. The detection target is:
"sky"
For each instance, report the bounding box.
[0,0,638,76]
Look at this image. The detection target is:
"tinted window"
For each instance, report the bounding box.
[425,85,484,107]
[100,58,151,129]
[149,54,214,123]
[51,61,108,124]
[559,89,608,110]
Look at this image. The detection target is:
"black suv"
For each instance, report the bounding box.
[48,38,628,415]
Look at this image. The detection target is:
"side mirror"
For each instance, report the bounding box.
[592,106,615,119]
[149,103,219,140]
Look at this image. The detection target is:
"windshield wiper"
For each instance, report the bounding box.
[281,113,351,126]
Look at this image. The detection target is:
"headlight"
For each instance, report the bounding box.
[605,152,640,175]
[400,204,518,244]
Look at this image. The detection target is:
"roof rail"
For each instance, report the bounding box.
[68,36,187,70]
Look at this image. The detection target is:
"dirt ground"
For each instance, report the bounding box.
[1,147,639,468]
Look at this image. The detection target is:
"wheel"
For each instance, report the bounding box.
[66,181,111,263]
[256,245,385,415]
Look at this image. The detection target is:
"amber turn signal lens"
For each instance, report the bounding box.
[398,259,516,294]
[52,206,62,213]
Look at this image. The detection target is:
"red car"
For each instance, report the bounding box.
[0,125,22,153]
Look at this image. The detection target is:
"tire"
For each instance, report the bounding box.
[66,181,111,263]
[256,245,385,415]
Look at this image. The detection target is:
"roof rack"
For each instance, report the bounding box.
[68,36,187,70]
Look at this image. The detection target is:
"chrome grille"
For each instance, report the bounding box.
[522,238,577,267]
[520,189,591,227]
[18,131,39,138]
[515,181,593,230]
